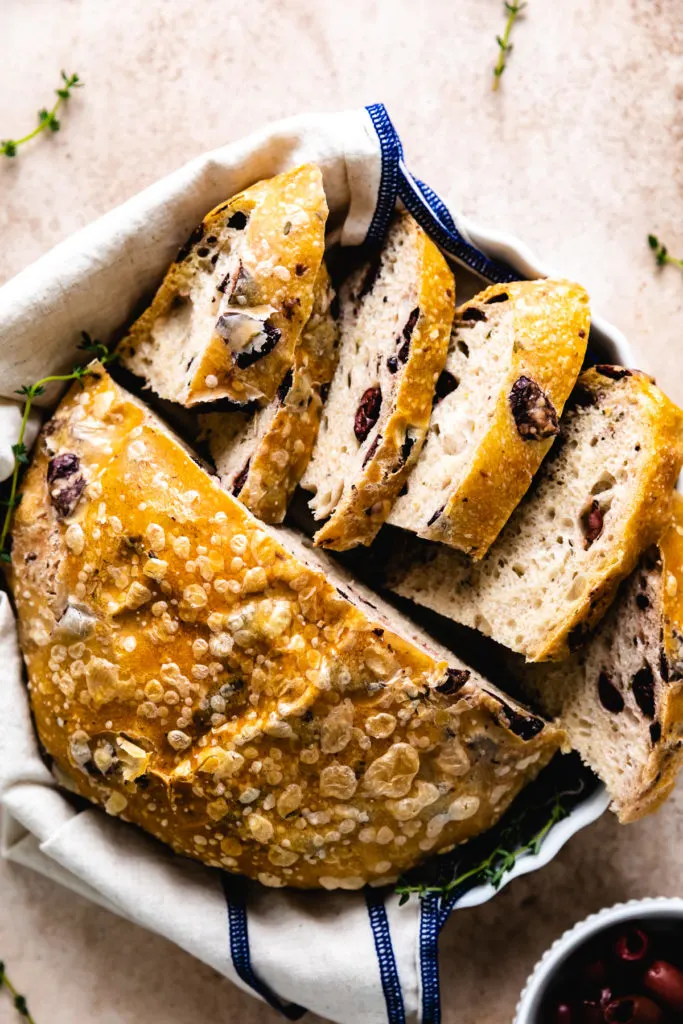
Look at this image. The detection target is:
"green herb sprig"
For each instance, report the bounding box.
[648,234,683,271]
[0,335,116,564]
[396,793,567,904]
[0,961,36,1023]
[493,2,527,91]
[1,72,83,158]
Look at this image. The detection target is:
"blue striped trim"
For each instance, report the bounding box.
[364,103,517,284]
[365,103,403,246]
[419,895,441,1024]
[365,888,407,1024]
[222,875,307,1020]
[397,165,516,284]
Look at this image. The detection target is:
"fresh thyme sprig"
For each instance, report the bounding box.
[0,334,116,564]
[1,71,83,158]
[493,2,527,91]
[396,793,567,904]
[648,234,683,271]
[0,961,37,1023]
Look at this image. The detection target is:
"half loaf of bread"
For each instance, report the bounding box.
[10,364,562,889]
[390,367,683,661]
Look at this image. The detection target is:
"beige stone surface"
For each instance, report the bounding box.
[1,0,683,1021]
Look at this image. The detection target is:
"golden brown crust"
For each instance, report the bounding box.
[313,221,454,551]
[204,263,339,523]
[118,164,328,407]
[538,368,683,661]
[424,280,590,558]
[10,366,561,889]
[619,494,683,821]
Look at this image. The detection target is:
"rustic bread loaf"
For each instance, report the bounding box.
[391,367,683,662]
[9,365,562,890]
[200,262,339,523]
[513,495,683,822]
[388,279,590,558]
[301,212,455,551]
[118,164,327,407]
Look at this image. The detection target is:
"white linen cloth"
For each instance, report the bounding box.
[0,106,426,1024]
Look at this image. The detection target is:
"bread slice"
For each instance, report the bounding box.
[200,263,339,523]
[10,364,562,890]
[301,213,455,551]
[391,367,683,662]
[388,279,590,558]
[513,496,683,822]
[118,164,327,407]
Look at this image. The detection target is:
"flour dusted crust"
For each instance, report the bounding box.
[303,213,455,551]
[201,262,339,523]
[117,164,327,407]
[388,280,590,558]
[391,368,683,662]
[9,366,562,889]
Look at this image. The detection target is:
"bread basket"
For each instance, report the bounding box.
[0,103,630,1024]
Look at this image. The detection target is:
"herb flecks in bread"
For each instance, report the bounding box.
[201,263,339,523]
[514,495,683,823]
[9,366,561,889]
[388,280,590,558]
[302,213,455,551]
[391,367,683,662]
[117,164,327,407]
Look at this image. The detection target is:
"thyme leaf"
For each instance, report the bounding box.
[1,71,83,158]
[0,960,37,1022]
[493,2,527,91]
[648,234,683,271]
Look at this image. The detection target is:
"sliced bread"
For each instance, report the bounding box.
[513,496,683,822]
[388,279,590,558]
[390,367,683,661]
[301,213,455,551]
[118,163,327,407]
[11,364,562,889]
[200,263,339,523]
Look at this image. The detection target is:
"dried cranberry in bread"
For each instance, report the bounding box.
[514,495,683,822]
[9,365,562,890]
[118,164,327,407]
[389,280,590,558]
[201,262,339,523]
[301,213,455,551]
[390,367,683,662]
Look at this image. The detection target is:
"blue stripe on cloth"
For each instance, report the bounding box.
[221,874,307,1020]
[364,103,403,246]
[365,888,407,1024]
[419,895,441,1024]
[364,103,517,284]
[397,165,517,284]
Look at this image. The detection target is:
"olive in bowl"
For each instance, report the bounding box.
[515,899,683,1023]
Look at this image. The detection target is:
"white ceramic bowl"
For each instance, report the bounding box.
[514,897,683,1022]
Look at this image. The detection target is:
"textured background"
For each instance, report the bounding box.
[1,1,682,1022]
